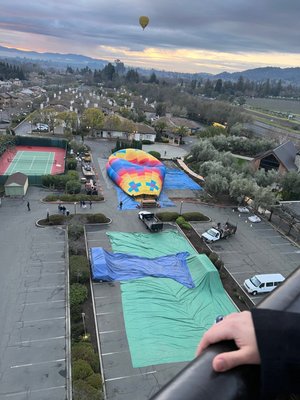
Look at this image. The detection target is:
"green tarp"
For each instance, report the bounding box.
[107,231,238,368]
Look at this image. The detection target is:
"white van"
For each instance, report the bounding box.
[243,273,285,296]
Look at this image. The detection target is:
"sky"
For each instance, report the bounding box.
[0,0,300,74]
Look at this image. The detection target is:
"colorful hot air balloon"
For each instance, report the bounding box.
[106,148,165,198]
[139,16,149,30]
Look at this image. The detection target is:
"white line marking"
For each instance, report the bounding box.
[13,336,64,345]
[231,270,255,275]
[4,385,65,397]
[23,300,64,306]
[25,272,64,277]
[11,358,65,369]
[35,242,65,245]
[263,236,282,239]
[99,329,124,334]
[19,316,64,324]
[96,311,116,316]
[24,285,64,291]
[282,251,300,254]
[41,261,65,264]
[270,243,293,246]
[94,296,120,300]
[102,350,128,356]
[105,371,156,382]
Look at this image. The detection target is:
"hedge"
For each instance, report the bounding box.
[148,150,161,160]
[86,214,110,223]
[176,216,192,230]
[73,380,103,400]
[72,360,93,380]
[72,342,100,373]
[43,194,104,202]
[70,255,90,284]
[182,212,209,221]
[47,214,65,225]
[70,283,88,307]
[86,373,102,390]
[156,212,179,222]
[69,225,84,240]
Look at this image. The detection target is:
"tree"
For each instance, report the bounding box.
[253,187,277,210]
[204,173,229,196]
[229,177,257,202]
[214,79,223,93]
[155,102,166,117]
[149,72,159,84]
[81,108,104,137]
[114,59,125,75]
[104,115,121,131]
[154,120,167,141]
[125,69,139,83]
[280,172,300,200]
[102,63,115,81]
[57,111,77,133]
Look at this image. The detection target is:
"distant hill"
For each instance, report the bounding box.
[0,45,299,84]
[0,45,108,70]
[215,67,300,85]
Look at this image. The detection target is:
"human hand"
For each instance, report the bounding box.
[196,311,261,372]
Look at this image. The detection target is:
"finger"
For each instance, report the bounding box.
[212,349,250,372]
[196,323,236,356]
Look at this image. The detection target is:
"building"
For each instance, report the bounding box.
[4,172,29,196]
[134,124,156,143]
[252,141,299,174]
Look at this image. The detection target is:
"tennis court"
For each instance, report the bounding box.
[0,145,66,176]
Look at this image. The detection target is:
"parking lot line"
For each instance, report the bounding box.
[25,272,64,277]
[23,300,64,306]
[13,336,65,345]
[4,385,65,397]
[270,243,294,246]
[96,311,117,316]
[10,358,65,369]
[94,295,120,300]
[41,261,64,264]
[19,316,64,324]
[105,371,157,382]
[23,285,64,291]
[99,329,124,335]
[102,350,129,356]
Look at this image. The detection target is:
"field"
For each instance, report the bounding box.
[246,97,300,114]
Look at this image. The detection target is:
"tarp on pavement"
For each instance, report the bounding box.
[107,231,238,367]
[164,168,202,190]
[90,247,194,288]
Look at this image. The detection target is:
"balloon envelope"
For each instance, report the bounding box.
[139,16,149,30]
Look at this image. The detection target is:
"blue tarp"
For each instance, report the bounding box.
[89,247,195,288]
[164,169,202,190]
[116,186,175,210]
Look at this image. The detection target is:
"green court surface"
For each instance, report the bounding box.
[5,151,55,175]
[107,231,238,368]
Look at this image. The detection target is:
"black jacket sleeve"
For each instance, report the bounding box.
[251,308,300,398]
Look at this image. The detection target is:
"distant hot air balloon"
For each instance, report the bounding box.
[139,16,149,30]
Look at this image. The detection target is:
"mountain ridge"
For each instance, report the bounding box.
[0,45,300,83]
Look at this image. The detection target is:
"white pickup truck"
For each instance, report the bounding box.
[138,211,163,232]
[201,222,237,243]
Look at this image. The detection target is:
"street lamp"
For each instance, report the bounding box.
[81,312,88,340]
[179,201,183,215]
[74,202,77,215]
[28,120,32,134]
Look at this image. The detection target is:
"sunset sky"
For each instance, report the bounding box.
[1,0,299,74]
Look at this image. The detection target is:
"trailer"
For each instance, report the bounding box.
[138,211,163,232]
[201,221,237,243]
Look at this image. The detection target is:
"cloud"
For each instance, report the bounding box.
[0,0,299,72]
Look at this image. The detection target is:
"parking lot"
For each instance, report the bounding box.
[0,194,69,400]
[191,206,300,305]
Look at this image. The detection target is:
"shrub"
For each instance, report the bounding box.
[214,259,224,270]
[71,303,83,323]
[73,380,102,400]
[70,283,88,307]
[86,373,102,390]
[148,150,161,160]
[209,252,219,264]
[86,214,109,223]
[72,342,100,373]
[142,140,153,145]
[66,158,77,170]
[67,170,79,180]
[156,212,179,222]
[69,241,86,256]
[71,321,85,341]
[70,255,90,284]
[43,194,104,202]
[72,360,93,380]
[66,180,81,194]
[176,216,192,229]
[182,212,209,221]
[48,214,65,225]
[69,225,84,240]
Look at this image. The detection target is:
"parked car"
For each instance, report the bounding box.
[244,273,285,296]
[36,123,49,131]
[238,206,249,213]
[248,215,261,223]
